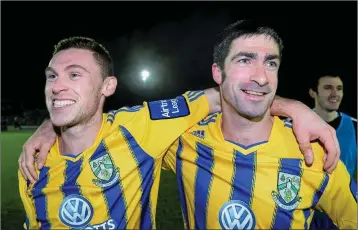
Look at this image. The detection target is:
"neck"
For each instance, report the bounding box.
[58,111,103,156]
[221,103,274,147]
[313,106,337,122]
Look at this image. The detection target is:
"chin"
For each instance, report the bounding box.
[237,109,266,120]
[50,116,75,128]
[235,102,269,119]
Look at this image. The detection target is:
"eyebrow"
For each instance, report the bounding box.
[231,52,280,62]
[44,64,90,75]
[324,84,343,88]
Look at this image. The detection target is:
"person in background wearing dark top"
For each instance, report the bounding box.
[14,116,22,130]
[308,73,357,230]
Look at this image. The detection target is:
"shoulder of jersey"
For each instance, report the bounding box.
[339,112,357,123]
[107,105,146,127]
[280,118,326,170]
[186,112,222,140]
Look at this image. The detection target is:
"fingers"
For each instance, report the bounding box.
[320,127,339,174]
[23,146,38,182]
[19,150,37,183]
[18,153,27,181]
[37,144,51,169]
[299,142,314,166]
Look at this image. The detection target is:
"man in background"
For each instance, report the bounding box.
[309,73,357,179]
[309,73,357,230]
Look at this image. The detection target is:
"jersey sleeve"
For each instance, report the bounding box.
[113,90,209,159]
[18,170,39,229]
[315,161,357,228]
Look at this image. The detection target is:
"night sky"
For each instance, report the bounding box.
[2,1,357,117]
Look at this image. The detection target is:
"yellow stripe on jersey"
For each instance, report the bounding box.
[18,91,210,230]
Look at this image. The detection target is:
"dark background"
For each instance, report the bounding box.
[2,1,357,116]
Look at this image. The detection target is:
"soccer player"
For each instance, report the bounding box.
[160,20,357,229]
[308,73,357,230]
[18,36,220,229]
[19,36,342,229]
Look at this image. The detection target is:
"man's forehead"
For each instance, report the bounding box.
[229,35,280,57]
[48,48,95,68]
[319,76,343,86]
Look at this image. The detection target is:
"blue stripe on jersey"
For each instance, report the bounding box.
[230,150,256,206]
[32,167,50,229]
[302,208,311,230]
[188,91,205,102]
[350,179,357,202]
[194,142,214,229]
[311,173,329,207]
[107,106,144,123]
[61,159,83,197]
[90,141,127,229]
[198,113,219,126]
[25,216,29,229]
[120,126,154,229]
[187,91,201,101]
[284,123,293,128]
[175,138,190,229]
[271,158,302,230]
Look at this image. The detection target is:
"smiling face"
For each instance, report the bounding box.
[312,76,343,112]
[213,34,281,119]
[45,48,106,127]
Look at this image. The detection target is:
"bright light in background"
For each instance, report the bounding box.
[141,70,150,82]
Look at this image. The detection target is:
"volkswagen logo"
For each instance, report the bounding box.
[218,200,256,230]
[59,194,94,228]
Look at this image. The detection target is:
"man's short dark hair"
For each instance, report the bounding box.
[53,36,114,78]
[213,19,284,70]
[309,71,342,92]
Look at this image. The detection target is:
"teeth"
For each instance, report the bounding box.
[329,99,338,103]
[53,100,75,108]
[244,90,264,96]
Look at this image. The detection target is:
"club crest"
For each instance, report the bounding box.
[272,172,302,210]
[90,154,119,188]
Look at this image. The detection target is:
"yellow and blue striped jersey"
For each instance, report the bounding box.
[18,91,209,230]
[163,112,357,229]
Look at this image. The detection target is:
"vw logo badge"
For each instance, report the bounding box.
[218,200,256,230]
[59,194,94,228]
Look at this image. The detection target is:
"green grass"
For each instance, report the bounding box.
[1,130,183,229]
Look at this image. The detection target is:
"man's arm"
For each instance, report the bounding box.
[271,96,340,173]
[203,87,221,114]
[315,161,357,229]
[19,93,340,182]
[18,120,56,182]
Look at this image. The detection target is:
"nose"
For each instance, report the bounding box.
[52,76,69,94]
[249,65,268,86]
[331,89,339,96]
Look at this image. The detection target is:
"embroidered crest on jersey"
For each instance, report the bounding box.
[90,154,120,188]
[272,172,302,210]
[148,95,190,120]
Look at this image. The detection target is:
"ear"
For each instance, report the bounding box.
[101,76,117,97]
[308,88,316,99]
[212,63,223,85]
